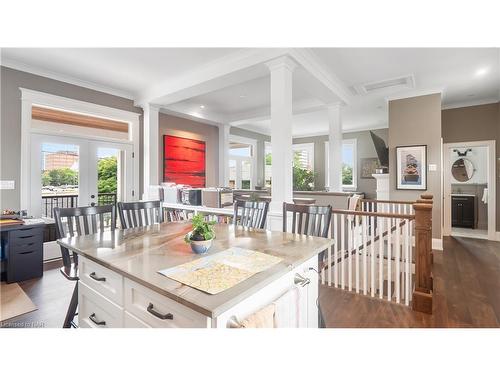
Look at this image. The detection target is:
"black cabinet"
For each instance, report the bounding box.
[451,195,476,229]
[1,224,44,283]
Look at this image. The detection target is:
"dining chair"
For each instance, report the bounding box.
[233,200,269,230]
[53,205,116,328]
[117,200,163,229]
[282,202,332,238]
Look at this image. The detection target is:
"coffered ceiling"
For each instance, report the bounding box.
[2,47,499,137]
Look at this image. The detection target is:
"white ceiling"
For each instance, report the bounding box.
[2,48,499,137]
[1,48,240,98]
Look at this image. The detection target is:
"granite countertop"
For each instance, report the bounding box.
[58,222,333,318]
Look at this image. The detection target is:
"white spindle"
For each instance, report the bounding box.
[348,217,353,291]
[387,217,392,301]
[355,217,359,293]
[362,215,367,295]
[395,218,401,304]
[404,219,410,305]
[378,217,384,299]
[341,214,345,290]
[370,215,375,297]
[333,214,338,287]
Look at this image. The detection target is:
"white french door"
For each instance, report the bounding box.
[30,133,134,218]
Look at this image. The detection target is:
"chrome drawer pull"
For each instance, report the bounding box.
[294,273,311,287]
[89,313,106,326]
[147,303,173,320]
[89,272,106,282]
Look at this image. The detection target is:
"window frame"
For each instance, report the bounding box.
[324,138,358,191]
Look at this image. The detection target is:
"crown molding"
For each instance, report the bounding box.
[441,97,499,110]
[158,107,221,128]
[1,58,135,100]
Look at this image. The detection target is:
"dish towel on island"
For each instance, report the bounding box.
[239,304,276,328]
[482,188,488,204]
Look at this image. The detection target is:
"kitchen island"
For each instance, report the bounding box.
[58,222,333,328]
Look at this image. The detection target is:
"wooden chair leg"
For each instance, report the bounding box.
[63,282,78,328]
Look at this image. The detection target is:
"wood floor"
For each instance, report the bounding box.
[320,236,500,327]
[1,260,75,328]
[1,236,499,328]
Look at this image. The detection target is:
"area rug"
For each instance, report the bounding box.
[0,282,37,322]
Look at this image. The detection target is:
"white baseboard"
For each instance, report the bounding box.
[432,238,443,251]
[496,232,500,241]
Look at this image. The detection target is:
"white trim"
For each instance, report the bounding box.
[496,232,500,241]
[20,89,140,213]
[432,238,443,251]
[228,134,258,189]
[441,98,499,110]
[442,140,496,241]
[3,59,135,100]
[325,139,358,190]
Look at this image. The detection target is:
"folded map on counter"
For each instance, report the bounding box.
[158,247,283,294]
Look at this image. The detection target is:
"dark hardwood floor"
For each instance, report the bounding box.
[1,260,75,328]
[320,236,500,328]
[2,236,499,328]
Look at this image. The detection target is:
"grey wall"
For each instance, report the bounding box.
[229,127,270,188]
[292,128,388,197]
[389,93,442,239]
[0,66,143,210]
[158,113,219,188]
[442,102,500,231]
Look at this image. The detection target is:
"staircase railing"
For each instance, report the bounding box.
[323,195,433,313]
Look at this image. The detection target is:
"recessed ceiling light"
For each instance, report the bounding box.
[475,67,489,77]
[199,105,205,109]
[239,95,246,98]
[467,94,475,97]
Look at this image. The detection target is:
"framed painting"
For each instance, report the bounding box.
[360,157,381,179]
[163,135,206,187]
[396,145,427,190]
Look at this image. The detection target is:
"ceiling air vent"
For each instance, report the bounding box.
[351,75,415,96]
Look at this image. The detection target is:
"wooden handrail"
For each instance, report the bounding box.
[360,198,415,205]
[331,208,415,220]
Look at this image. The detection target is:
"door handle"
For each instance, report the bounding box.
[90,202,96,207]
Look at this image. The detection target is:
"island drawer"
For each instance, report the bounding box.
[79,282,123,328]
[124,311,151,328]
[124,279,210,328]
[80,257,124,306]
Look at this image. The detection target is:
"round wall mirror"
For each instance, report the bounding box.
[452,158,475,182]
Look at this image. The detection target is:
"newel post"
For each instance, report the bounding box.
[412,200,433,314]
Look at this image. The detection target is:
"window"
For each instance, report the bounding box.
[264,142,272,188]
[228,136,256,189]
[325,139,357,190]
[292,143,315,191]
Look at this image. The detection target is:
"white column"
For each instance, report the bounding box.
[218,123,231,186]
[267,56,297,230]
[327,103,343,192]
[143,104,160,199]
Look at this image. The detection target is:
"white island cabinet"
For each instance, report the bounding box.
[58,222,332,328]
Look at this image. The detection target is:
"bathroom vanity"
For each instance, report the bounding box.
[451,194,476,228]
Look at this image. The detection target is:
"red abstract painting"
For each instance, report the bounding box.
[163,135,206,187]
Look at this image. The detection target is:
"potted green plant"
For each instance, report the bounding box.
[184,214,216,254]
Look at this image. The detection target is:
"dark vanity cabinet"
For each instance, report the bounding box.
[451,195,476,229]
